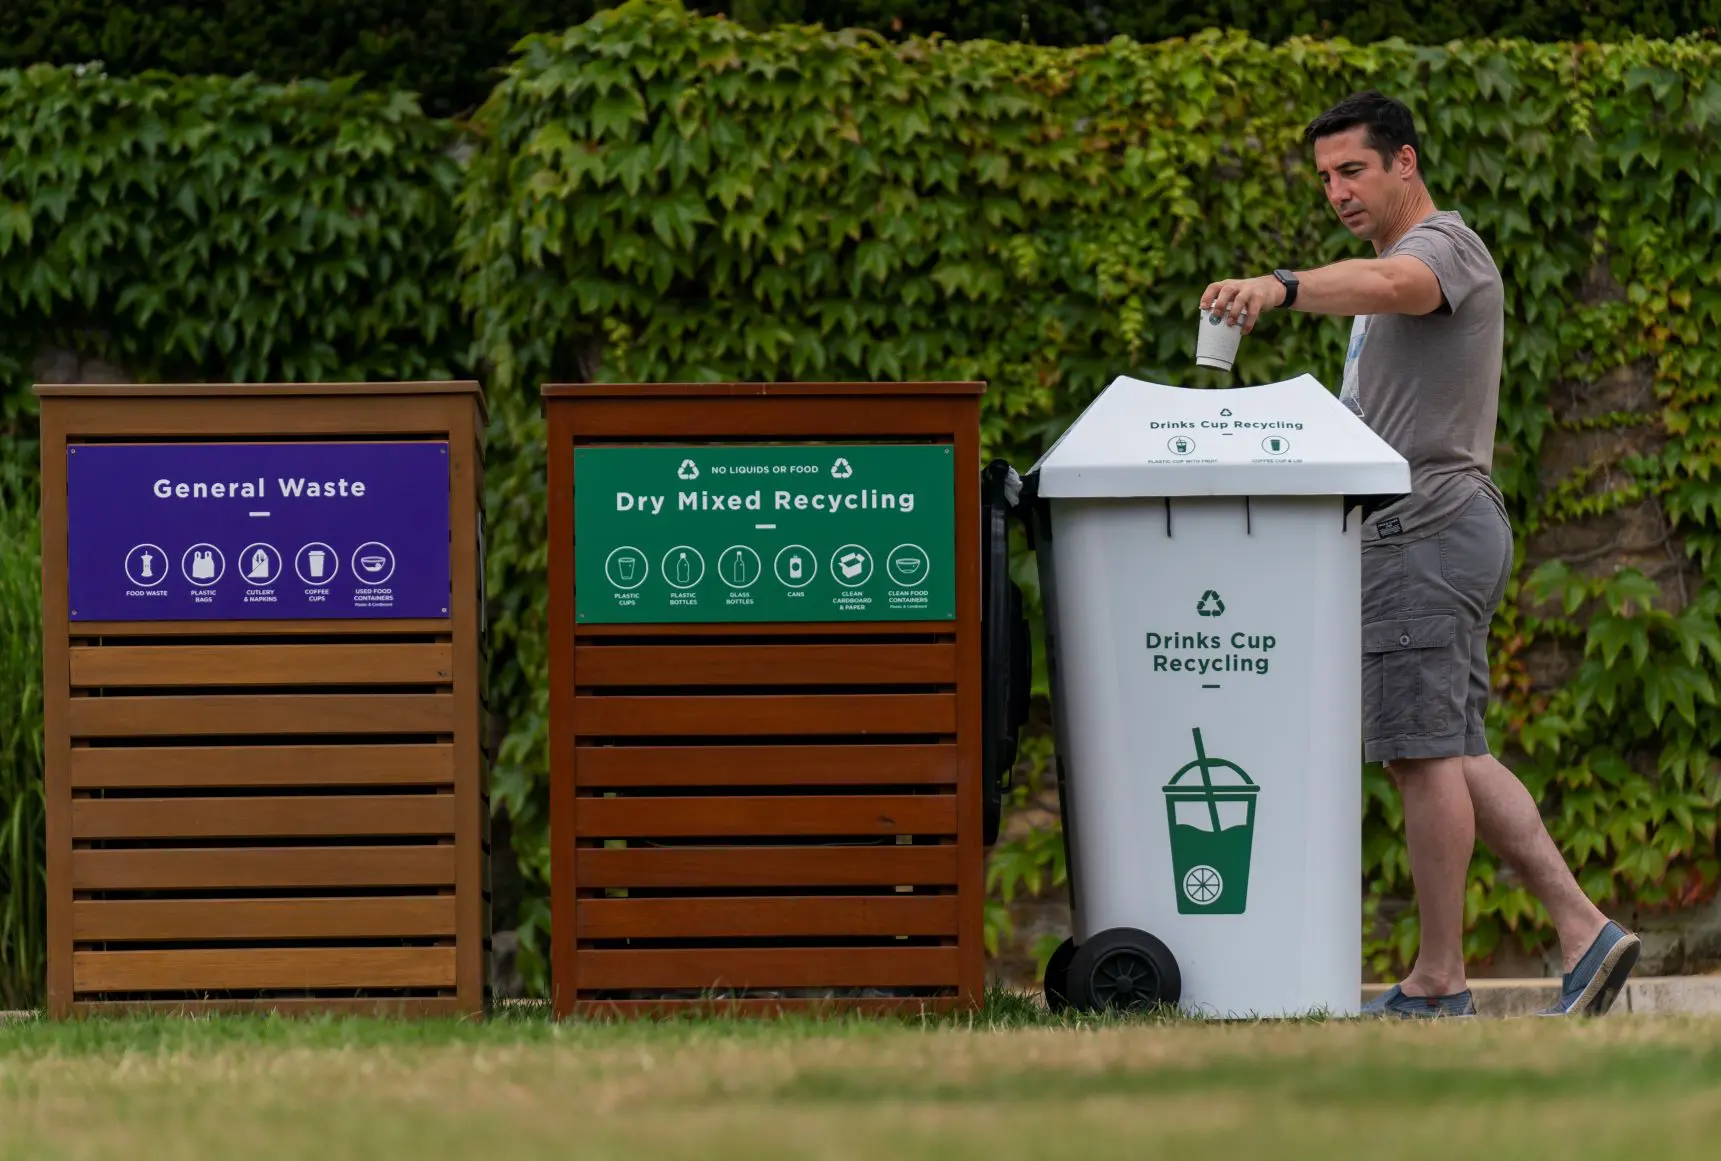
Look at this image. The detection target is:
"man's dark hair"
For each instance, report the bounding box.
[1304,91,1425,173]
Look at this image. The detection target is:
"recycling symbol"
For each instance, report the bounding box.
[677,459,699,481]
[1196,590,1226,617]
[1220,408,1233,416]
[830,457,854,479]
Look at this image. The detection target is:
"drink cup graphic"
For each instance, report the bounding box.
[618,556,637,584]
[1163,727,1259,915]
[308,550,326,579]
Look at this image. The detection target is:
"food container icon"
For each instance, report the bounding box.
[361,555,387,572]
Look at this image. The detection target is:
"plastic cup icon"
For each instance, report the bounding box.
[1163,727,1259,915]
[618,556,637,584]
[307,550,326,579]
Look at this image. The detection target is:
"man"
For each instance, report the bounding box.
[1201,90,1639,1018]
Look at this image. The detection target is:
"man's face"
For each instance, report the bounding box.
[1313,126,1411,242]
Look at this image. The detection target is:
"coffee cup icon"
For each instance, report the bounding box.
[307,550,326,578]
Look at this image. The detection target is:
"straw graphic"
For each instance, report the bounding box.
[1191,727,1223,833]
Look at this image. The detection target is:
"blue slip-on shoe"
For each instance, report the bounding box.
[1538,921,1640,1017]
[1360,983,1477,1019]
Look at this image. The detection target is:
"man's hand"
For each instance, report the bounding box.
[1200,275,1285,335]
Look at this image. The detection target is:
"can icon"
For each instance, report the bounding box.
[1163,727,1259,915]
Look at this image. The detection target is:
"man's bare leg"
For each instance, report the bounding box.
[1390,755,1476,997]
[1463,752,1609,973]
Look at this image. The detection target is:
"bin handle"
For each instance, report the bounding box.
[1167,728,1254,834]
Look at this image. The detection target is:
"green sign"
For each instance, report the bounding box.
[574,443,956,623]
[1163,728,1259,915]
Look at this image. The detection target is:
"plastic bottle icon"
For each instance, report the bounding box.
[249,549,271,580]
[139,552,154,580]
[788,554,803,581]
[674,551,691,586]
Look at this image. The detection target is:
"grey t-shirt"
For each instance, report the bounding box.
[1338,209,1505,542]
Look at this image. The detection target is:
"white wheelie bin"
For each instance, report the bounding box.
[1023,374,1410,1018]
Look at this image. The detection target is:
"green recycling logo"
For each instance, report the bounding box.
[677,458,699,481]
[1196,590,1225,617]
[1163,728,1259,916]
[830,457,854,479]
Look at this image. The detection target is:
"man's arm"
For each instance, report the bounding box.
[1201,256,1444,334]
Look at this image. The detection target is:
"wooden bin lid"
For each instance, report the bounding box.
[33,380,487,422]
[541,381,984,399]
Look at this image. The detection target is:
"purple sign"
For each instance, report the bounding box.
[67,442,452,621]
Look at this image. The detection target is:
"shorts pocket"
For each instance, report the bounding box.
[1363,614,1458,738]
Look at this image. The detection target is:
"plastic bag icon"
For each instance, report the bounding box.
[191,550,216,581]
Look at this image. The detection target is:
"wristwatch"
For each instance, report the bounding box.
[1273,269,1299,308]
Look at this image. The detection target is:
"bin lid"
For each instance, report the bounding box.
[1030,374,1410,499]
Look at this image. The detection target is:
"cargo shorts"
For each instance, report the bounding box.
[1361,488,1513,765]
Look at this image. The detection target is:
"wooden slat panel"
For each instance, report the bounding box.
[577,895,958,939]
[73,897,458,941]
[568,997,959,1018]
[54,394,466,437]
[576,845,957,889]
[559,396,970,439]
[574,622,955,638]
[575,795,956,838]
[72,847,457,890]
[576,947,959,990]
[576,744,957,788]
[574,694,954,737]
[73,997,466,1017]
[70,745,456,789]
[72,620,452,637]
[70,644,454,688]
[73,948,457,992]
[72,795,457,840]
[68,694,454,737]
[574,644,956,687]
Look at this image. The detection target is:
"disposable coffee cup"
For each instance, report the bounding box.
[1195,306,1244,371]
[307,550,326,578]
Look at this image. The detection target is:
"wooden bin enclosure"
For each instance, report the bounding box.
[36,382,488,1018]
[546,381,986,1017]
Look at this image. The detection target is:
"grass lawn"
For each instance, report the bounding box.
[0,995,1717,1160]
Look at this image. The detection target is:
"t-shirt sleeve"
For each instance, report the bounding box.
[1391,224,1492,314]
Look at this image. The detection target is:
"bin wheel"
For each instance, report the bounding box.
[1066,928,1181,1014]
[1042,937,1077,1014]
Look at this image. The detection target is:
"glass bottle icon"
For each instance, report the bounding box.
[674,551,691,586]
